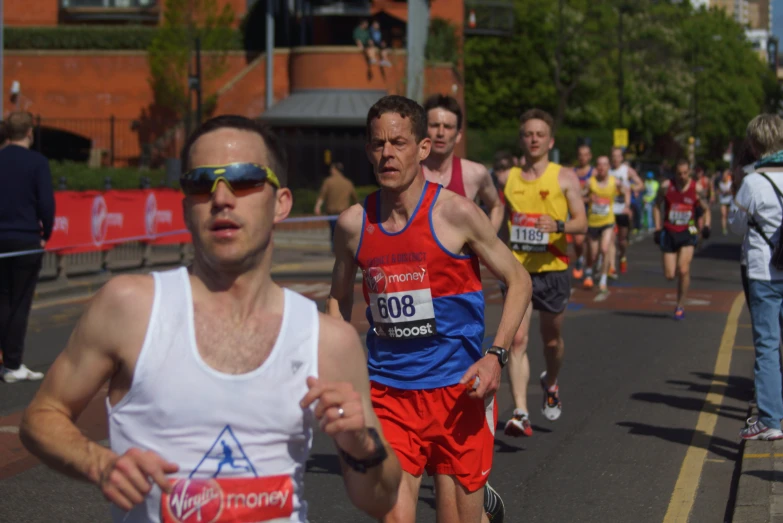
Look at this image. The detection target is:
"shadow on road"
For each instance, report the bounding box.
[667,372,754,404]
[743,470,776,481]
[630,392,747,422]
[694,243,741,262]
[419,484,436,510]
[616,422,740,460]
[306,453,341,475]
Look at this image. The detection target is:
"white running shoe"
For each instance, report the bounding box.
[740,417,783,440]
[504,409,533,437]
[540,371,562,421]
[1,364,44,383]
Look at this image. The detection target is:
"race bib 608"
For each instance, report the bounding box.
[364,263,437,340]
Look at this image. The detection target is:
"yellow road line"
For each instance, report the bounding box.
[663,292,744,523]
[743,453,783,459]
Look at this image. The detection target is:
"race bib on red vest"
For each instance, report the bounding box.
[364,263,437,339]
[668,203,692,226]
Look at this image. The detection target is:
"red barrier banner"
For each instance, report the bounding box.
[46,189,192,254]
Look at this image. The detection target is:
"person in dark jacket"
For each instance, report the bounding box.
[0,111,55,383]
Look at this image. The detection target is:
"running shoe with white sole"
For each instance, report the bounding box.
[740,417,783,440]
[1,364,44,383]
[540,371,562,421]
[483,482,505,522]
[504,409,533,437]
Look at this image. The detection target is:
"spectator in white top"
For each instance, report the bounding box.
[729,113,783,441]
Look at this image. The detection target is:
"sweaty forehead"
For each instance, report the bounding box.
[427,108,458,125]
[189,128,269,168]
[370,113,415,139]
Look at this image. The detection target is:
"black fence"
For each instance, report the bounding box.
[30,115,170,167]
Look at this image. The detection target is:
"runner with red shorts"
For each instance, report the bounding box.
[653,158,711,320]
[327,95,531,523]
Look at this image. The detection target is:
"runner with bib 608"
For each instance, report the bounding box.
[327,95,532,523]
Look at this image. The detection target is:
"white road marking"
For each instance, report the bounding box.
[0,426,20,434]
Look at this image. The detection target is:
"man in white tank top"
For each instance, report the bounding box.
[19,116,402,523]
[608,147,643,277]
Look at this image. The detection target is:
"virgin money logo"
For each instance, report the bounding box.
[144,193,174,239]
[365,267,386,294]
[145,193,158,237]
[91,196,109,245]
[165,479,224,523]
[91,195,124,246]
[512,213,528,226]
[53,216,69,234]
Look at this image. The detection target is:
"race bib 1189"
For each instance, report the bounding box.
[591,197,611,217]
[161,476,293,523]
[364,263,437,339]
[509,212,549,253]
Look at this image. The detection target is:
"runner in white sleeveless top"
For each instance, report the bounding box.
[608,147,643,278]
[20,116,401,523]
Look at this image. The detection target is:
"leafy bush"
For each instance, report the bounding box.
[50,161,169,190]
[466,126,615,166]
[5,26,242,50]
[426,18,459,64]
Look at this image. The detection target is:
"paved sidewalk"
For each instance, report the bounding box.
[733,403,783,523]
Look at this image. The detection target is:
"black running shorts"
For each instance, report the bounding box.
[660,229,698,253]
[530,270,571,314]
[588,224,613,240]
[615,214,630,228]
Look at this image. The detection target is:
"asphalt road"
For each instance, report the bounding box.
[0,219,755,523]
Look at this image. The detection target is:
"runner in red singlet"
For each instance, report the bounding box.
[572,144,594,280]
[421,95,505,232]
[327,95,532,523]
[653,159,711,320]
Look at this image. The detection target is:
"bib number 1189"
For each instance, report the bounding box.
[377,295,416,319]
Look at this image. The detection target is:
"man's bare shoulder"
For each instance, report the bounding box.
[92,274,154,315]
[557,165,580,188]
[461,158,491,178]
[435,189,483,223]
[336,203,366,235]
[316,313,363,374]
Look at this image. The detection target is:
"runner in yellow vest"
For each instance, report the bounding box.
[582,156,629,292]
[502,109,587,437]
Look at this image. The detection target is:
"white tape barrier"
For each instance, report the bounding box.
[0,214,340,260]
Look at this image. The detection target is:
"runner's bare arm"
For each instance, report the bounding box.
[326,205,363,322]
[560,167,588,234]
[20,275,178,509]
[441,196,532,399]
[628,166,644,193]
[475,164,505,233]
[623,181,631,209]
[653,181,670,230]
[700,198,712,229]
[310,315,401,518]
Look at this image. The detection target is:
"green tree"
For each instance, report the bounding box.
[147,0,236,123]
[682,7,774,160]
[463,0,555,130]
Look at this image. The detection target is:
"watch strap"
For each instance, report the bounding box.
[337,427,388,473]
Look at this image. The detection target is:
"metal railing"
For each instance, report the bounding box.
[60,0,158,8]
[32,116,167,168]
